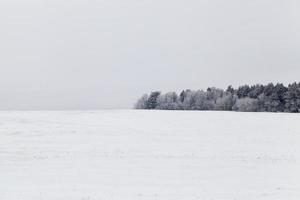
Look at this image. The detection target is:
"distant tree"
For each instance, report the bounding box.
[258,83,288,112]
[251,83,274,112]
[248,84,265,99]
[182,90,197,110]
[236,85,251,98]
[157,92,180,110]
[134,82,299,113]
[226,85,235,95]
[147,91,161,109]
[215,93,236,111]
[256,94,268,112]
[206,87,224,103]
[263,83,275,96]
[284,82,300,113]
[134,94,148,109]
[193,90,214,110]
[269,83,288,112]
[179,90,186,103]
[232,97,258,112]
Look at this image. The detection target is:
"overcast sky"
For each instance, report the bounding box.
[0,0,299,109]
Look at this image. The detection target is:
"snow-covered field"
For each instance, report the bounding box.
[1,110,300,200]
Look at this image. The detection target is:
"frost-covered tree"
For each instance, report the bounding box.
[206,87,224,102]
[157,92,180,110]
[134,82,299,113]
[233,97,258,112]
[193,90,214,110]
[215,93,236,111]
[147,91,161,109]
[134,94,148,109]
[182,90,197,110]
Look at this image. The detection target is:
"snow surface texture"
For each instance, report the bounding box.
[1,110,300,200]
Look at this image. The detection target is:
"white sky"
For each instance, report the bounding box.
[0,0,299,109]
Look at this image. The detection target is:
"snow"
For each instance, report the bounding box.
[0,110,300,200]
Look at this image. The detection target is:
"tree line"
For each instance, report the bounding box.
[134,82,300,113]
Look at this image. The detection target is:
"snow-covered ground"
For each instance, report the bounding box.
[0,110,300,200]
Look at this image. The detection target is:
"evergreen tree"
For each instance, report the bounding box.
[179,90,186,103]
[226,85,235,95]
[284,83,300,113]
[248,84,265,99]
[236,85,251,98]
[134,82,299,113]
[269,83,288,112]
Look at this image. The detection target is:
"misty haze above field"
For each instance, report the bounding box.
[0,0,299,109]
